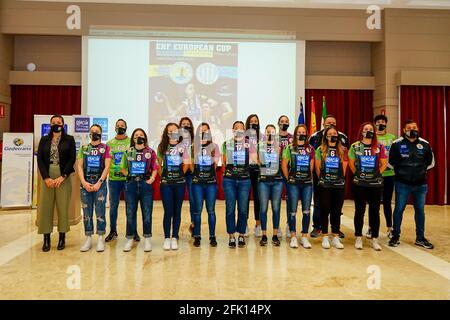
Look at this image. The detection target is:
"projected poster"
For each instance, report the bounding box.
[148,41,237,148]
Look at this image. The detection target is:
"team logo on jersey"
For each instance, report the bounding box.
[244,143,250,148]
[99,148,105,154]
[145,152,151,159]
[417,144,423,150]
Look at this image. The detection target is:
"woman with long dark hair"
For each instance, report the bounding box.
[222,121,255,248]
[281,124,315,249]
[37,115,76,252]
[158,123,190,251]
[348,122,387,251]
[121,128,158,252]
[245,114,262,237]
[315,126,348,250]
[190,123,221,247]
[179,117,196,237]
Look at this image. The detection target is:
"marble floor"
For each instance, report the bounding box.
[0,200,449,300]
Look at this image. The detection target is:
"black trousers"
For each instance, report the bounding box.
[382,176,395,228]
[319,187,344,234]
[248,166,261,222]
[353,185,382,238]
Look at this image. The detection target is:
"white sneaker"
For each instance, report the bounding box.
[301,236,312,249]
[277,228,282,238]
[163,238,171,250]
[332,236,344,249]
[171,238,178,250]
[254,225,262,238]
[355,236,363,250]
[96,235,105,252]
[123,239,133,252]
[80,236,92,252]
[290,236,299,248]
[322,236,330,249]
[244,226,249,238]
[286,224,291,238]
[372,238,382,251]
[144,237,152,252]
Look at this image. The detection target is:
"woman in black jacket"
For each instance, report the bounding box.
[37,115,76,252]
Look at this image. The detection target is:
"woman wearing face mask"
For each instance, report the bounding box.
[257,125,284,247]
[179,117,196,238]
[190,123,221,247]
[349,122,387,251]
[281,125,314,249]
[77,124,112,252]
[315,126,348,249]
[278,115,293,239]
[37,115,76,252]
[120,129,158,252]
[158,123,190,251]
[105,119,137,243]
[245,114,263,237]
[222,121,254,248]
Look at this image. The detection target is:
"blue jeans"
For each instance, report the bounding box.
[287,183,313,234]
[125,180,153,239]
[185,173,195,224]
[160,183,185,239]
[393,181,428,239]
[258,180,283,232]
[108,180,126,232]
[192,183,217,237]
[223,177,251,235]
[283,178,292,231]
[80,182,107,236]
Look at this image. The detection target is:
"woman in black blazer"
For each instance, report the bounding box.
[37,115,76,252]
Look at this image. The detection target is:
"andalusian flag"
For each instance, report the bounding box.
[297,97,305,125]
[321,96,327,130]
[309,96,317,136]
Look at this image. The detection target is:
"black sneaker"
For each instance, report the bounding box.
[193,236,201,247]
[238,236,246,248]
[389,236,400,247]
[259,235,268,246]
[338,231,345,239]
[133,233,140,242]
[310,228,322,238]
[415,238,434,249]
[105,230,117,242]
[209,236,217,247]
[272,235,281,246]
[228,237,236,248]
[189,223,195,238]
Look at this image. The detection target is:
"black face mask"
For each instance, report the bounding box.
[280,124,289,131]
[297,134,307,142]
[406,130,419,139]
[51,124,63,133]
[90,133,101,142]
[377,124,386,131]
[364,131,374,139]
[251,124,260,131]
[267,134,274,142]
[234,130,245,139]
[201,132,211,140]
[328,136,338,143]
[135,137,146,145]
[116,127,126,135]
[169,132,182,142]
[182,125,191,131]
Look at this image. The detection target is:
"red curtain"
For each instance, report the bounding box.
[10,85,81,133]
[305,89,374,198]
[446,87,450,205]
[400,86,446,205]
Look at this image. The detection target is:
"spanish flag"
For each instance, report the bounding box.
[310,96,317,136]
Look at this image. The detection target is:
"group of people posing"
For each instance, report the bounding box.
[36,113,435,253]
